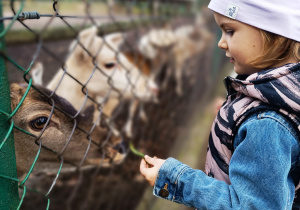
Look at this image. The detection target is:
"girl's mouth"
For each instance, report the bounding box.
[230,58,235,63]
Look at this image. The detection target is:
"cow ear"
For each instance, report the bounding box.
[148,29,177,47]
[10,83,24,110]
[105,33,124,50]
[71,26,99,61]
[138,35,158,59]
[81,105,95,122]
[30,62,44,86]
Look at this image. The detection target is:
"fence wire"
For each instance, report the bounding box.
[0,0,223,209]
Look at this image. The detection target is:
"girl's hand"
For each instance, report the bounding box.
[140,155,166,187]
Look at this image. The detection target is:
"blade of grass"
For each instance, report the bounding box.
[129,142,145,158]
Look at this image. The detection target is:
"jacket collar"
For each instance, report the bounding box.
[224,63,300,113]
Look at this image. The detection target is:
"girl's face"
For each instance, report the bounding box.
[214,12,264,75]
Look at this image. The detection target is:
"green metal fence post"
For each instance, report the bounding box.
[0,0,20,209]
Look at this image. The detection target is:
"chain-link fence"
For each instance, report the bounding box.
[0,0,225,209]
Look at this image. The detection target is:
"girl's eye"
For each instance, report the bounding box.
[104,62,115,69]
[30,117,48,131]
[226,30,234,36]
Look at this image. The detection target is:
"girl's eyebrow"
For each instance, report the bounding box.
[219,22,238,29]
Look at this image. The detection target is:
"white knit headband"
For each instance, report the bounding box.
[208,0,300,42]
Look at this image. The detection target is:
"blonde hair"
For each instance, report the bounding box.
[250,30,300,69]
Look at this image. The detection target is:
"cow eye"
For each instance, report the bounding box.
[30,116,48,131]
[104,62,115,69]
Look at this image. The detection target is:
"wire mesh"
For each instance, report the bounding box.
[0,0,224,209]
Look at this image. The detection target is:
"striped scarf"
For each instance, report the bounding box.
[205,62,300,192]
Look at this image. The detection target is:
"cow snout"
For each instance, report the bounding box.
[147,80,159,95]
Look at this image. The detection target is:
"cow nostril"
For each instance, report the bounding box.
[148,85,159,95]
[113,141,127,154]
[147,80,159,95]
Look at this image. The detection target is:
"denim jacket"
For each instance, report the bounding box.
[206,63,300,186]
[153,110,300,209]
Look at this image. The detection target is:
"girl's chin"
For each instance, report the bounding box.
[233,66,242,75]
[234,65,261,75]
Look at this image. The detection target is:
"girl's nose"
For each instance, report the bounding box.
[218,36,228,50]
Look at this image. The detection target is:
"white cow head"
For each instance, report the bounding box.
[67,26,158,101]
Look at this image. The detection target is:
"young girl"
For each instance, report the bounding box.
[140,0,300,209]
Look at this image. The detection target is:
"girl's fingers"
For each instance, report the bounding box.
[144,155,156,165]
[140,159,148,175]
